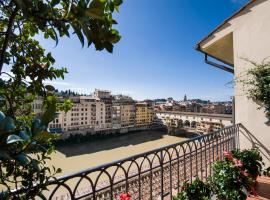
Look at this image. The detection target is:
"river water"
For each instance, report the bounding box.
[49,129,197,177]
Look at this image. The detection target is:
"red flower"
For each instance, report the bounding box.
[120,193,131,200]
[240,170,249,177]
[223,151,233,161]
[233,159,243,168]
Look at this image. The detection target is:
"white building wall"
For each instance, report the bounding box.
[198,0,270,165]
[230,0,270,165]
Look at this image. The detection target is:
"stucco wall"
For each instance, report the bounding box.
[232,0,270,165]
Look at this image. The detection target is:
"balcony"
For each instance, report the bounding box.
[9,123,270,199]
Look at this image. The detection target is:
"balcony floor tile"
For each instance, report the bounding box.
[247,176,270,200]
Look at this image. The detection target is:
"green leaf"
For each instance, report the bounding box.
[89,0,106,10]
[37,193,47,200]
[72,23,85,47]
[34,131,59,142]
[0,111,5,123]
[32,118,41,135]
[41,96,57,125]
[85,8,104,20]
[0,117,16,132]
[6,134,24,144]
[104,42,113,53]
[45,85,55,91]
[56,168,62,173]
[0,149,11,160]
[51,0,60,7]
[15,153,30,165]
[19,131,30,141]
[114,0,123,6]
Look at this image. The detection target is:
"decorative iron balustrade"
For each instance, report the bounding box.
[14,124,240,200]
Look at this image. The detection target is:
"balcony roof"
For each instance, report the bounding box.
[195,0,257,69]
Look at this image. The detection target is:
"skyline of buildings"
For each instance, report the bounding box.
[53,88,233,105]
[33,89,232,136]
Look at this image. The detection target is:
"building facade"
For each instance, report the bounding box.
[135,102,154,126]
[112,95,136,128]
[48,96,107,132]
[93,89,112,129]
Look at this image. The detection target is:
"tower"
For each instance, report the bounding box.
[183,94,187,102]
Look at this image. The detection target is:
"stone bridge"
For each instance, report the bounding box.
[155,111,233,132]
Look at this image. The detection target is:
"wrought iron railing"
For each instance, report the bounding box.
[16,124,241,200]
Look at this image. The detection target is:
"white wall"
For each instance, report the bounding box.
[231,0,270,165]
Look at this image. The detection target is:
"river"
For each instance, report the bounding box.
[49,129,198,177]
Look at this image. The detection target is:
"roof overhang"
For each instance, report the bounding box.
[198,32,234,66]
[195,0,257,74]
[196,32,234,73]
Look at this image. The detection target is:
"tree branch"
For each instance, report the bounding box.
[0,6,18,74]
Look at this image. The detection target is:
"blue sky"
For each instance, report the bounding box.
[4,0,249,101]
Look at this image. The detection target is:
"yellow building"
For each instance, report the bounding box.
[120,103,136,127]
[135,102,154,126]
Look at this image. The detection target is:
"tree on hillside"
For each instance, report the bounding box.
[0,0,122,199]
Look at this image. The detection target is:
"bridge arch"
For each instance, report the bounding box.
[177,119,183,128]
[184,120,190,127]
[191,121,197,128]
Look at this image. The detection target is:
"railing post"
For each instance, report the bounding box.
[160,150,164,200]
[232,124,238,149]
[216,134,219,161]
[235,124,240,149]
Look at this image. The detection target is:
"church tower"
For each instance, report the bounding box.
[183,94,187,102]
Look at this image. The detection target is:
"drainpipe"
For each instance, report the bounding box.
[232,96,235,125]
[204,54,234,74]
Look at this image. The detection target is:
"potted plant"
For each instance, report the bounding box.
[173,178,211,200]
[231,148,263,180]
[209,158,252,200]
